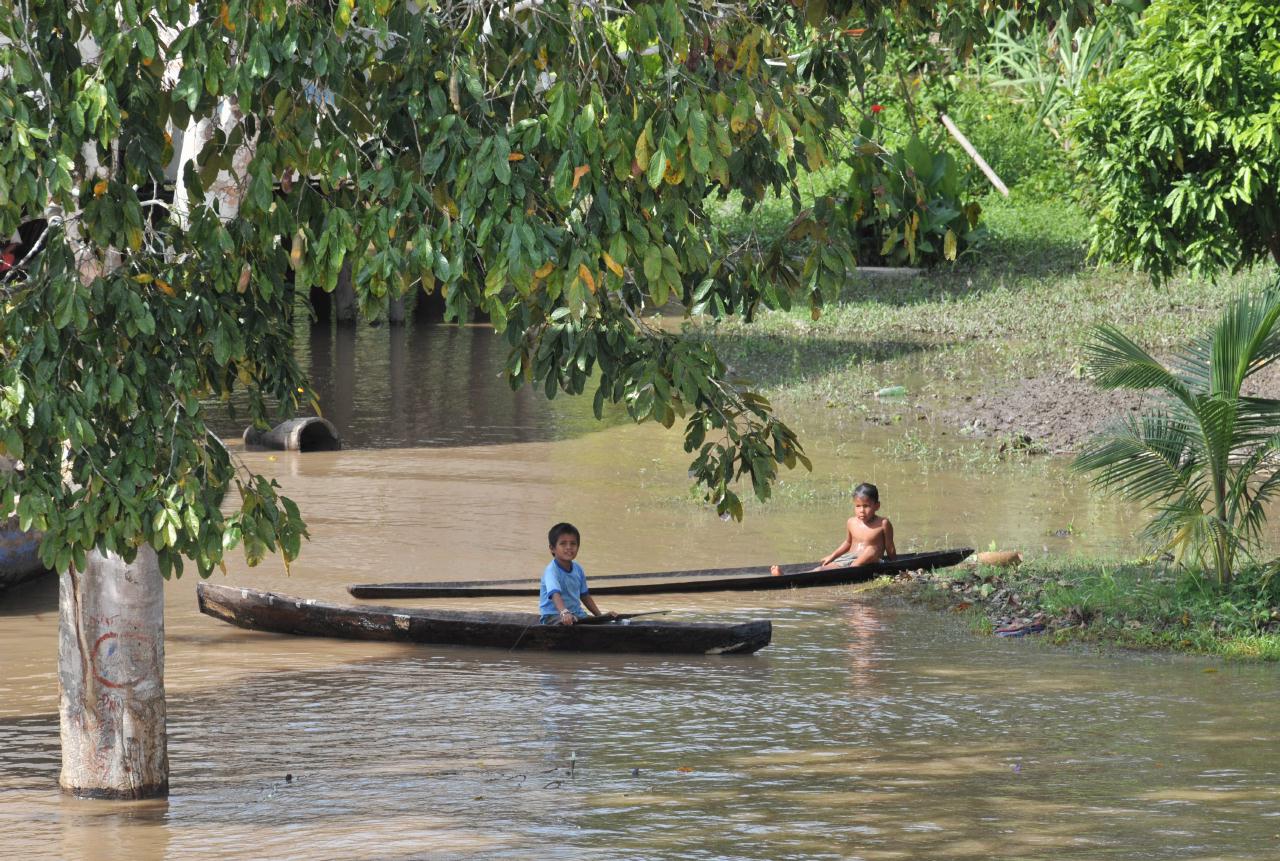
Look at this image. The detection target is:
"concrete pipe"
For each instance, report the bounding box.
[243,417,342,452]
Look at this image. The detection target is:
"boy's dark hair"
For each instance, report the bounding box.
[852,483,880,503]
[548,522,581,547]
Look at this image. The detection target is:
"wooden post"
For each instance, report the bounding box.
[939,113,1009,197]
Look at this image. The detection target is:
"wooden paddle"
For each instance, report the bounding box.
[574,610,670,625]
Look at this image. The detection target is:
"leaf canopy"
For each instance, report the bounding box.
[1072,0,1280,281]
[0,0,1083,576]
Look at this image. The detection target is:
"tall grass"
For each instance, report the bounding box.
[973,7,1140,140]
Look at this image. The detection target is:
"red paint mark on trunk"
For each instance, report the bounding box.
[90,631,154,690]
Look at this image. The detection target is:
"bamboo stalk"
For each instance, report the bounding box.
[939,113,1009,197]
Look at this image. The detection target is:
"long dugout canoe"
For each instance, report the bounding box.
[197,583,771,655]
[0,515,47,594]
[347,548,974,599]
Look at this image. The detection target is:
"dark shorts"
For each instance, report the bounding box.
[541,613,585,625]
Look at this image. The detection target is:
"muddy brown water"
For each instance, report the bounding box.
[2,323,1278,859]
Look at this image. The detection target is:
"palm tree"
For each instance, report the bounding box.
[1073,283,1280,587]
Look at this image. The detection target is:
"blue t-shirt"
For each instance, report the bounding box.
[539,559,589,618]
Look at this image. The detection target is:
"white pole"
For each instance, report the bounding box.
[939,113,1009,197]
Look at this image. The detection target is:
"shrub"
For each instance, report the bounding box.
[838,126,984,266]
[1074,283,1280,588]
[1072,0,1280,281]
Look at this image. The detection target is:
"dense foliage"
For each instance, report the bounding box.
[840,128,981,265]
[1073,0,1280,281]
[2,0,1078,579]
[976,4,1139,141]
[1074,284,1280,587]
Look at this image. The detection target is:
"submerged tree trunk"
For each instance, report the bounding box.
[335,260,357,323]
[58,546,169,798]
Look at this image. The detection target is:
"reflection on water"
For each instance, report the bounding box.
[2,321,1278,859]
[211,323,623,449]
[7,600,1279,859]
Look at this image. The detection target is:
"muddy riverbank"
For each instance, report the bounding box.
[925,357,1280,454]
[926,372,1147,453]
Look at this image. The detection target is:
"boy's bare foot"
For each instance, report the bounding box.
[770,565,782,576]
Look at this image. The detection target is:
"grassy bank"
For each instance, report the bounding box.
[886,557,1280,662]
[703,193,1277,414]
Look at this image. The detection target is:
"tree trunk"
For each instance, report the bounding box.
[58,546,169,798]
[335,260,357,323]
[388,293,406,325]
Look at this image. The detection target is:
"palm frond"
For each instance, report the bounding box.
[1074,414,1199,502]
[1172,331,1215,390]
[1145,503,1216,565]
[1226,433,1280,546]
[1235,465,1280,548]
[1077,280,1280,589]
[1188,394,1239,479]
[1083,325,1190,403]
[1232,397,1280,435]
[1210,287,1280,395]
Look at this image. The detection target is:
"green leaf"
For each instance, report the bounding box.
[642,244,663,282]
[493,137,512,185]
[135,24,156,59]
[646,149,667,189]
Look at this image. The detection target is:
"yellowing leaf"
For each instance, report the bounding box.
[93,180,108,198]
[572,165,591,190]
[508,152,525,162]
[602,252,624,277]
[943,229,957,261]
[219,2,235,31]
[156,280,175,297]
[634,128,652,170]
[237,264,252,293]
[132,273,154,284]
[432,185,459,218]
[578,263,596,293]
[534,261,555,278]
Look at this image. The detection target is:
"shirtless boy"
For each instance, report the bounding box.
[772,483,896,575]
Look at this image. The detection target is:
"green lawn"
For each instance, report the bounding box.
[703,192,1277,412]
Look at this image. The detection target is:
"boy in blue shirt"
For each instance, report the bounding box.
[539,522,614,625]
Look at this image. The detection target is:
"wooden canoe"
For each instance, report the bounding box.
[0,515,46,593]
[347,548,973,599]
[197,583,772,655]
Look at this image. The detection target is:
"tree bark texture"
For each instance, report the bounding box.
[335,260,357,323]
[388,294,406,325]
[58,546,169,799]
